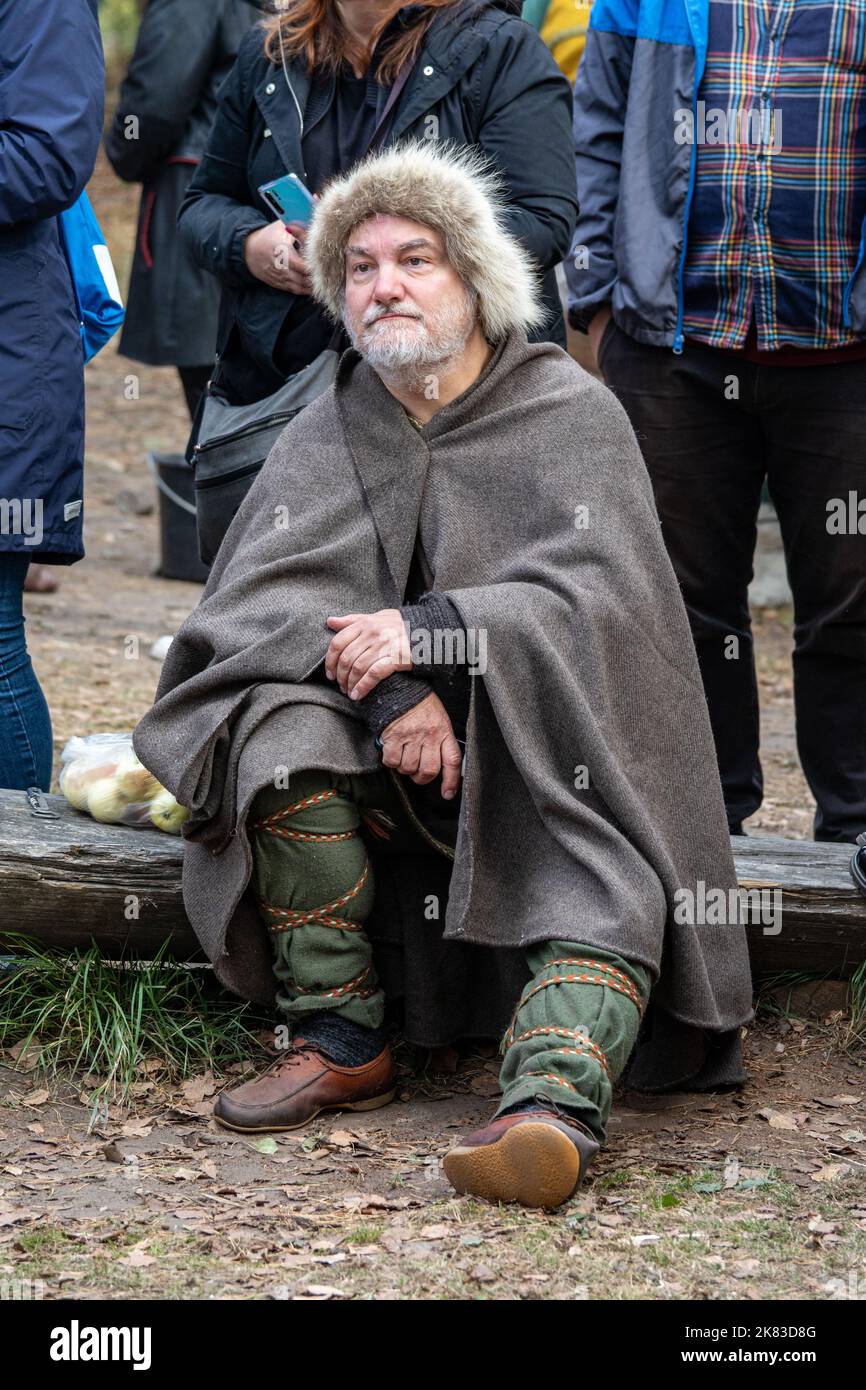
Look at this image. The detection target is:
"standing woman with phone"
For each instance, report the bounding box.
[179,0,577,408]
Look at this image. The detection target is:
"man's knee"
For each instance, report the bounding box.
[250,768,340,824]
[248,769,375,926]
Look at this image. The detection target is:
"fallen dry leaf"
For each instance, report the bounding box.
[170,1097,214,1121]
[180,1074,216,1106]
[769,1112,800,1131]
[22,1089,50,1108]
[119,1250,157,1269]
[120,1119,154,1138]
[810,1164,852,1183]
[807,1218,837,1235]
[139,1057,167,1075]
[5,1040,42,1071]
[340,1194,413,1212]
[326,1130,357,1148]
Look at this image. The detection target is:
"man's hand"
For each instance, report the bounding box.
[243,218,313,294]
[325,609,412,699]
[587,304,613,369]
[379,693,462,799]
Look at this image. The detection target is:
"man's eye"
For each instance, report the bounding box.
[406,257,428,267]
[353,262,372,274]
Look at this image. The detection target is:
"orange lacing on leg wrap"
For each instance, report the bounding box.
[259,863,371,934]
[518,1072,580,1095]
[259,827,357,843]
[291,965,376,1002]
[251,788,358,842]
[251,787,337,827]
[504,957,645,1048]
[507,1026,610,1076]
[541,958,643,1004]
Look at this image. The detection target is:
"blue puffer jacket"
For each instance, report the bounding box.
[565,0,866,352]
[0,0,104,564]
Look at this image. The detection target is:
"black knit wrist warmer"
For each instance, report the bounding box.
[355,670,434,739]
[401,591,467,677]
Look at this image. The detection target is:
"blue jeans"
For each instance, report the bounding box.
[0,555,53,791]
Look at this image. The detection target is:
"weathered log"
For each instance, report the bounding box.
[729,834,866,977]
[0,790,864,976]
[0,787,199,959]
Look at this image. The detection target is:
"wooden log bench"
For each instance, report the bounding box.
[1,788,865,977]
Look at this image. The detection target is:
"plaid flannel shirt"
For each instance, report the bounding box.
[681,0,866,350]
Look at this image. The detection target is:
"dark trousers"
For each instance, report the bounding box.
[178,364,212,422]
[598,321,866,842]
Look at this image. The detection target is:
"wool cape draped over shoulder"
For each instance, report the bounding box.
[133,328,754,1091]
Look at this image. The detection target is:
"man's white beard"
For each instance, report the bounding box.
[345,287,478,384]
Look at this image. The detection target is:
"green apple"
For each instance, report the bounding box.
[114,748,162,804]
[86,776,130,824]
[149,789,190,835]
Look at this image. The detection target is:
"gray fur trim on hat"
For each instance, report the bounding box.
[305,140,546,341]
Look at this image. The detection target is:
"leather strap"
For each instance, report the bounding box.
[367,59,414,152]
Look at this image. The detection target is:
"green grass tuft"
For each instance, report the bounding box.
[0,936,270,1124]
[846,959,866,1051]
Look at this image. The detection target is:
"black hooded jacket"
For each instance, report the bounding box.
[178,0,577,403]
[104,0,268,367]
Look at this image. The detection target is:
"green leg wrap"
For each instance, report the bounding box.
[496,942,652,1142]
[248,769,385,1030]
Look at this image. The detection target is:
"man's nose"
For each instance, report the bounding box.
[372,265,406,302]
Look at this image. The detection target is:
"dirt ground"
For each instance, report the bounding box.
[1,157,863,1302]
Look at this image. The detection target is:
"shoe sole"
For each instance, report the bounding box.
[443,1121,584,1209]
[212,1087,397,1134]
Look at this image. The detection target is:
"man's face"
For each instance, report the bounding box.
[342,214,478,370]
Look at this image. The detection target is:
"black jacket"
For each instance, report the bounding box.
[179,0,577,403]
[105,0,268,367]
[0,0,103,564]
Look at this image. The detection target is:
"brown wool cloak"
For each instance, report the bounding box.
[132,328,754,1089]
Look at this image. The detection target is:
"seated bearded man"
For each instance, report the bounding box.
[133,143,753,1210]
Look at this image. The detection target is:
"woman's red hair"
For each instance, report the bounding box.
[264,1,464,83]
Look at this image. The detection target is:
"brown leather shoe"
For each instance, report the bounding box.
[213,1038,397,1133]
[442,1109,600,1209]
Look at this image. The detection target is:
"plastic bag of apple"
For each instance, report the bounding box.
[58,733,190,834]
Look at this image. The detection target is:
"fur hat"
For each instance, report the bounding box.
[305,140,546,342]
